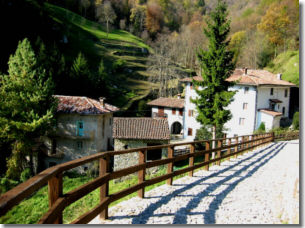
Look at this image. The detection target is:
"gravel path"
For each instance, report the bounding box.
[89,140,299,224]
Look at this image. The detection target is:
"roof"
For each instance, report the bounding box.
[269,99,282,103]
[54,95,119,114]
[259,109,283,117]
[180,69,296,87]
[113,118,170,140]
[147,97,185,109]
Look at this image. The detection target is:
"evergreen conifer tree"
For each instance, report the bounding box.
[192,0,236,152]
[0,38,56,179]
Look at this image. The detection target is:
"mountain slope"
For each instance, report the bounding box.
[265,50,299,86]
[44,3,156,110]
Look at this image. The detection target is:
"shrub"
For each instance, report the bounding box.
[292,112,299,130]
[258,122,266,132]
[0,177,19,194]
[20,168,32,182]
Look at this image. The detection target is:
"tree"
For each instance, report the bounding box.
[257,3,291,57]
[0,38,56,179]
[96,1,117,37]
[146,1,163,37]
[80,0,91,17]
[147,34,180,97]
[229,30,246,64]
[70,52,91,95]
[191,0,236,153]
[130,4,146,35]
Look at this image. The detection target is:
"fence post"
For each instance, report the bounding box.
[271,132,275,142]
[241,136,245,155]
[204,141,210,171]
[167,146,174,185]
[234,136,238,158]
[138,149,146,198]
[189,144,195,177]
[100,155,110,220]
[216,140,222,165]
[227,138,231,160]
[48,173,63,224]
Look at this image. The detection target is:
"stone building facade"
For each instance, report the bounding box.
[42,95,119,173]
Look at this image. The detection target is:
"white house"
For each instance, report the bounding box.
[148,68,296,141]
[147,97,184,137]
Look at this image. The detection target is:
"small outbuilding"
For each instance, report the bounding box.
[112,117,170,174]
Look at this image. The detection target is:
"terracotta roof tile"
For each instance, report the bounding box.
[147,97,185,108]
[180,69,296,87]
[113,118,170,140]
[54,95,119,114]
[259,109,283,117]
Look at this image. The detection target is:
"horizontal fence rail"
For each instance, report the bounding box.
[0,131,298,224]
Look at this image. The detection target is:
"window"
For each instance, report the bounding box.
[76,121,84,136]
[285,89,288,97]
[243,103,248,110]
[270,88,274,95]
[179,109,183,116]
[77,141,83,149]
[51,139,57,155]
[282,107,285,115]
[124,145,128,149]
[188,110,194,117]
[188,128,193,136]
[172,109,176,115]
[239,118,245,125]
[244,87,249,94]
[270,103,275,111]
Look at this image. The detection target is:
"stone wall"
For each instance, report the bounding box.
[113,139,169,182]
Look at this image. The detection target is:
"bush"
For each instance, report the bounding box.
[0,177,19,194]
[258,122,266,132]
[20,168,32,182]
[292,112,299,130]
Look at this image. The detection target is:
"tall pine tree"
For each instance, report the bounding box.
[0,38,56,179]
[192,0,236,152]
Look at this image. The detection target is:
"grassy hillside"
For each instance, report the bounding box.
[265,50,299,86]
[44,3,156,110]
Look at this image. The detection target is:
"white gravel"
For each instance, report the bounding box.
[89,140,299,224]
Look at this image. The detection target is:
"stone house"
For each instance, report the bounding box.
[42,95,119,172]
[112,117,170,174]
[148,68,296,141]
[147,97,184,137]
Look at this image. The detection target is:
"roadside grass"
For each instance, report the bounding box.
[0,161,193,224]
[0,149,248,224]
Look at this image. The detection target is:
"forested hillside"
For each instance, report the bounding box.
[0,0,299,111]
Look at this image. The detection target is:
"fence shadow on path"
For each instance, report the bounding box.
[107,142,287,224]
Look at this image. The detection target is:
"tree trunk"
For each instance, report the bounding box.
[211,125,216,159]
[106,21,109,38]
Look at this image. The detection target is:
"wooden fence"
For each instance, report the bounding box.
[0,132,296,224]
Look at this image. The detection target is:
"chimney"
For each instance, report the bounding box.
[177,94,181,99]
[99,97,106,107]
[243,67,248,75]
[277,73,282,80]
